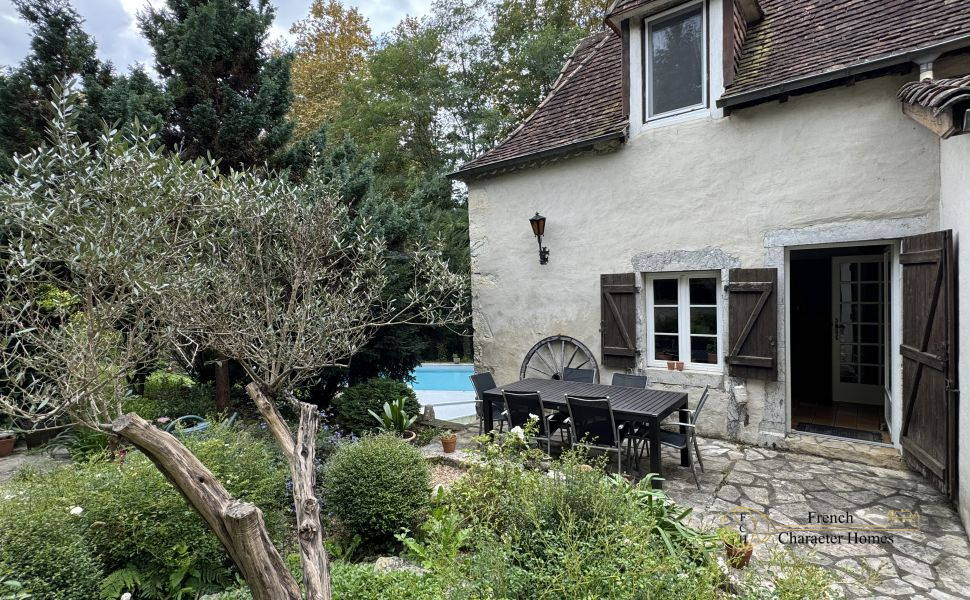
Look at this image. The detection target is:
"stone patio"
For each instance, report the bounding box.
[0,442,70,484]
[653,437,970,600]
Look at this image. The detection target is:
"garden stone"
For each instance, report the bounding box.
[902,573,934,590]
[716,484,740,503]
[373,556,427,575]
[935,556,970,592]
[893,555,934,579]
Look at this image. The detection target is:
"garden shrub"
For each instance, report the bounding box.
[0,484,104,600]
[126,370,216,420]
[407,439,723,599]
[322,434,430,548]
[0,425,288,600]
[331,561,443,599]
[332,378,419,435]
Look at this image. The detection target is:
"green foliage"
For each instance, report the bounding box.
[397,505,471,574]
[322,433,430,548]
[0,573,31,600]
[0,426,287,600]
[330,561,443,600]
[0,485,104,600]
[432,445,723,598]
[139,0,294,171]
[332,378,420,435]
[736,549,843,600]
[368,396,419,435]
[126,371,216,421]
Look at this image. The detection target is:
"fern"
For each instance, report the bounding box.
[100,566,145,599]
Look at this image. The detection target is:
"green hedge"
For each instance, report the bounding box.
[322,434,429,548]
[125,370,216,421]
[332,378,419,435]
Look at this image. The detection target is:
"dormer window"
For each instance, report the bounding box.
[644,1,707,120]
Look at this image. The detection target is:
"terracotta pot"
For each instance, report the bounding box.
[675,361,685,371]
[725,543,753,569]
[0,433,16,458]
[440,435,458,453]
[402,430,417,444]
[666,361,676,370]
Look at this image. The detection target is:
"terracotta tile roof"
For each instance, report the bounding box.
[451,31,626,179]
[723,0,970,101]
[898,74,970,114]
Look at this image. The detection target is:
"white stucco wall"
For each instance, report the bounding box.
[467,73,941,446]
[941,133,970,538]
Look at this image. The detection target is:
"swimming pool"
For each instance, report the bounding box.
[410,363,475,391]
[409,363,476,422]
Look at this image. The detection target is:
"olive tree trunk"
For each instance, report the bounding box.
[110,414,302,600]
[247,382,332,600]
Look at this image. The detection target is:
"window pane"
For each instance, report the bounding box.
[690,307,717,335]
[649,5,703,115]
[690,336,717,364]
[655,335,679,361]
[653,279,678,305]
[689,277,716,305]
[654,307,678,333]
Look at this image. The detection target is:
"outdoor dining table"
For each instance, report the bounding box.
[481,378,690,489]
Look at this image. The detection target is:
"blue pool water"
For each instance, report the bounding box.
[410,363,475,391]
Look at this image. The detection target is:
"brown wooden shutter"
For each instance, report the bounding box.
[900,230,957,498]
[601,273,637,369]
[726,268,778,380]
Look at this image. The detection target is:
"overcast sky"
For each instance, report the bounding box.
[0,0,432,72]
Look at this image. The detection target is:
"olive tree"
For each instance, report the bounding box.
[0,85,467,599]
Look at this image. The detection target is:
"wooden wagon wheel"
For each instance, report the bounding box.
[519,335,599,383]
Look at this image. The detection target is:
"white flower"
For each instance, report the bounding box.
[121,593,132,600]
[69,506,84,516]
[528,413,539,421]
[510,426,525,441]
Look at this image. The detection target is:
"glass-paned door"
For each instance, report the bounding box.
[831,255,888,405]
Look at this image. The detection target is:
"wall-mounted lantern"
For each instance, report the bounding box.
[529,212,549,265]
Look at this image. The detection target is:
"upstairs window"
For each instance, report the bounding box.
[645,1,706,120]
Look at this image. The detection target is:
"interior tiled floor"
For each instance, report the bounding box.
[792,401,890,443]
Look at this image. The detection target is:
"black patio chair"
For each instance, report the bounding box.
[657,385,710,489]
[502,390,567,454]
[470,372,508,434]
[611,373,649,388]
[565,394,639,473]
[562,367,595,383]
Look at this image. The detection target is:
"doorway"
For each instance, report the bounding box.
[789,245,892,443]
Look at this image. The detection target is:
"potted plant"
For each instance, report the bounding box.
[440,430,458,453]
[719,528,754,569]
[0,427,16,458]
[675,361,685,371]
[369,397,418,443]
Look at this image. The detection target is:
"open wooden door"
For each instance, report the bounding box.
[899,230,957,498]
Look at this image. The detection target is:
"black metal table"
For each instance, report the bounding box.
[481,378,689,489]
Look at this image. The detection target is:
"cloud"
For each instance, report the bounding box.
[0,0,434,72]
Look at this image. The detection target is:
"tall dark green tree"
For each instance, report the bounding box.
[0,0,103,173]
[139,0,294,171]
[0,0,170,175]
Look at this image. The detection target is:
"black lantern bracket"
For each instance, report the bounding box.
[529,212,549,265]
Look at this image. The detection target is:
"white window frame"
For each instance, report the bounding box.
[643,0,708,123]
[644,271,722,372]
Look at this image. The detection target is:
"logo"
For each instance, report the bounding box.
[718,507,920,547]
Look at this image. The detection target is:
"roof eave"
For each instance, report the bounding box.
[448,130,627,181]
[718,33,970,110]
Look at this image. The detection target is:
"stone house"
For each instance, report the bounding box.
[451,0,970,537]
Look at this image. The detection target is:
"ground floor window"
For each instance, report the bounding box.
[644,271,721,371]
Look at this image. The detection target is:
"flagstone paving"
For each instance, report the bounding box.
[653,438,970,599]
